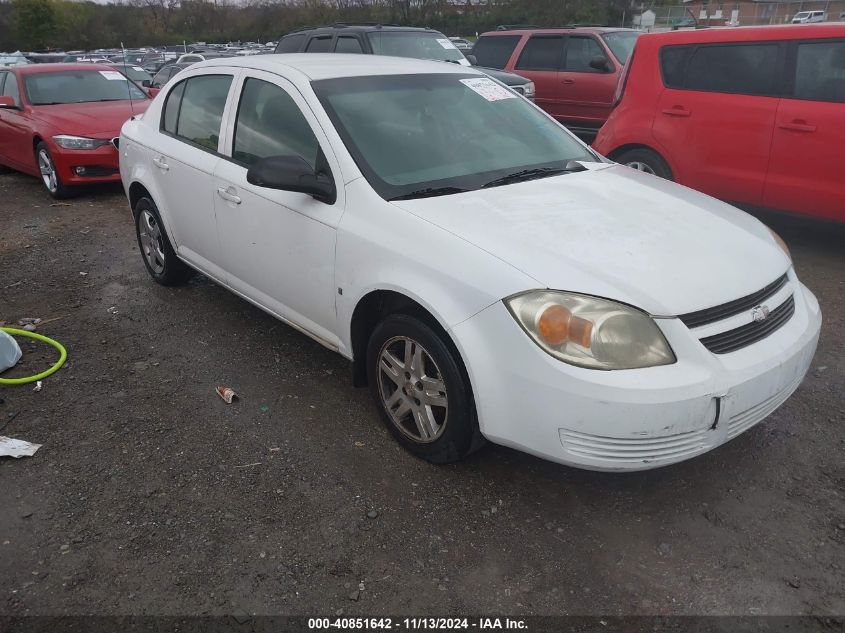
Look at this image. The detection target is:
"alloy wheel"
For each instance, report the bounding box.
[377,336,449,443]
[38,149,58,193]
[626,161,657,175]
[138,209,166,274]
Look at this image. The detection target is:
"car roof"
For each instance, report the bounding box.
[641,22,845,44]
[484,27,636,36]
[12,63,116,75]
[193,53,482,80]
[285,24,439,35]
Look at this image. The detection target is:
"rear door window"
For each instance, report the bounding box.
[471,35,521,69]
[683,43,780,96]
[335,37,364,54]
[171,74,233,151]
[515,36,565,71]
[305,36,333,53]
[660,45,694,88]
[792,40,845,103]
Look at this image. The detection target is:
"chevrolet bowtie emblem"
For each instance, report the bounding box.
[751,305,771,323]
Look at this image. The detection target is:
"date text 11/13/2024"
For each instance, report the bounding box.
[308,617,528,630]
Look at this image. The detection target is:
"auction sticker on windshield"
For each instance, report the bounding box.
[460,78,517,102]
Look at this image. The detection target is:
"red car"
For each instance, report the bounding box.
[593,24,845,223]
[471,27,640,137]
[0,64,150,198]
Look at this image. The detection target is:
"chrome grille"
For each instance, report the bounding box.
[700,295,795,354]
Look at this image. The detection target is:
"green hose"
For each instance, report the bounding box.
[0,327,67,385]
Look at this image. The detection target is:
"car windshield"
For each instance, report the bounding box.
[314,73,596,200]
[602,32,639,64]
[24,70,148,105]
[367,32,467,63]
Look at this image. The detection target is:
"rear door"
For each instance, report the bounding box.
[150,71,236,279]
[652,41,783,206]
[513,35,566,118]
[763,38,845,221]
[557,34,618,129]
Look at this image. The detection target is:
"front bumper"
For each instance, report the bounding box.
[51,142,121,185]
[451,274,821,471]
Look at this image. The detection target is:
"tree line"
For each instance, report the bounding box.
[0,0,631,52]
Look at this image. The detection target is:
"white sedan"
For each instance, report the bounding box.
[119,55,821,471]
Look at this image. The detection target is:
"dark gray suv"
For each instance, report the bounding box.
[275,24,536,99]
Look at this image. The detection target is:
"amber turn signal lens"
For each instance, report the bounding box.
[538,305,594,348]
[538,305,571,346]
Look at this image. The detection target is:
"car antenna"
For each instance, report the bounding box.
[121,41,136,119]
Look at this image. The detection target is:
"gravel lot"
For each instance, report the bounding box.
[0,172,843,617]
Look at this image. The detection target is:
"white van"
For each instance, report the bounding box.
[792,10,827,23]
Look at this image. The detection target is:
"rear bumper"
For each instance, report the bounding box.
[451,276,821,471]
[52,144,121,185]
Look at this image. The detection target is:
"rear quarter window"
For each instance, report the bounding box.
[472,35,521,69]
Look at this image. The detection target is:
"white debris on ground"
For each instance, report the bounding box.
[0,436,42,458]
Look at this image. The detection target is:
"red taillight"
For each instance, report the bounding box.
[613,48,636,108]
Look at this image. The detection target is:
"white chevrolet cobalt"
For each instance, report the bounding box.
[119,55,821,471]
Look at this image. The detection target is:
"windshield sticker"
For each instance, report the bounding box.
[437,38,457,50]
[460,78,517,102]
[99,70,126,81]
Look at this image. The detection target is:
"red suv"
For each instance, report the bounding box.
[471,27,639,137]
[593,24,845,223]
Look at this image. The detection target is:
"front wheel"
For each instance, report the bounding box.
[367,314,481,464]
[35,142,75,199]
[615,148,673,180]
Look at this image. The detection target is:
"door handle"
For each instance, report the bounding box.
[778,120,816,133]
[562,78,575,84]
[152,156,169,171]
[217,186,241,205]
[661,106,690,117]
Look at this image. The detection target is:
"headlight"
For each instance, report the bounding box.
[505,291,675,370]
[522,81,535,98]
[52,135,110,150]
[767,227,791,261]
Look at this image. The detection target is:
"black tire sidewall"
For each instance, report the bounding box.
[616,148,673,180]
[133,196,191,286]
[366,314,477,464]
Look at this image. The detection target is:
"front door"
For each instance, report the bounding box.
[763,39,845,222]
[557,35,618,129]
[213,71,344,347]
[0,72,31,171]
[512,35,566,118]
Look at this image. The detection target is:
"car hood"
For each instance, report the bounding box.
[477,66,528,87]
[389,165,790,316]
[31,100,150,137]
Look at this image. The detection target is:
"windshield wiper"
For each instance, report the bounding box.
[388,186,468,201]
[481,161,588,189]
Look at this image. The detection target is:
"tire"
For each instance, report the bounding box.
[35,142,76,199]
[133,196,194,286]
[366,313,481,464]
[615,148,673,180]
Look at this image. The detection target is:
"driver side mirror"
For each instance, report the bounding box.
[247,155,336,204]
[466,54,478,65]
[0,96,18,109]
[589,56,611,72]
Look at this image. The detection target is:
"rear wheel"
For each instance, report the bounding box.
[133,196,194,286]
[367,314,481,464]
[35,142,75,199]
[615,148,673,180]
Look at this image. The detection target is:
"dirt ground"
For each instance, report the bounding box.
[0,171,843,618]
